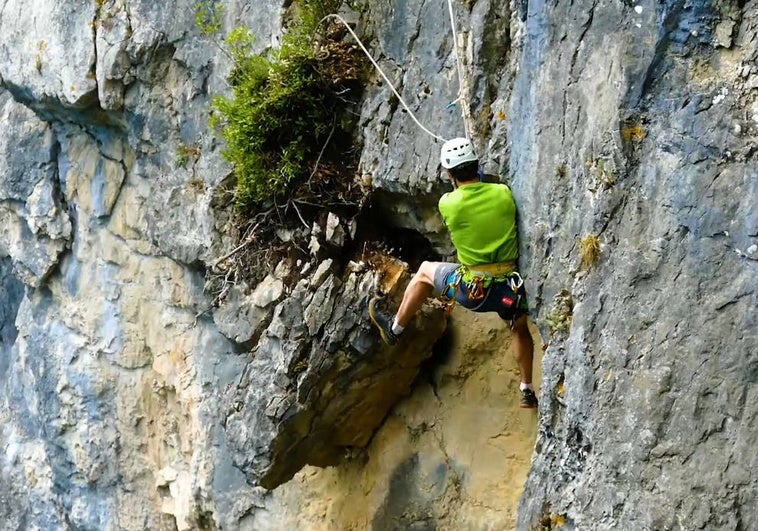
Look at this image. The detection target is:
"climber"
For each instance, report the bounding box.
[369,138,538,409]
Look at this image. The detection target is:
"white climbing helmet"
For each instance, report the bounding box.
[440,137,478,169]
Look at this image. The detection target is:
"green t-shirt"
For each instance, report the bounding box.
[438,182,519,266]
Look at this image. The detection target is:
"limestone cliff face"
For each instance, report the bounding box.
[0,2,283,528]
[1,1,756,530]
[510,2,757,529]
[355,0,757,528]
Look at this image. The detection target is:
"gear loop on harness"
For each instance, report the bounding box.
[467,275,486,302]
[440,269,463,314]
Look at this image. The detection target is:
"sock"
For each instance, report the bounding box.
[391,317,405,336]
[520,382,533,392]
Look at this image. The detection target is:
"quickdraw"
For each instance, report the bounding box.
[467,275,486,302]
[508,272,524,293]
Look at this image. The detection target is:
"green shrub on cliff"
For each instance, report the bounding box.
[206,0,355,212]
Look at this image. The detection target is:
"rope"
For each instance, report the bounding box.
[320,14,447,142]
[446,0,474,140]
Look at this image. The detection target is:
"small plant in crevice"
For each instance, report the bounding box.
[34,40,47,74]
[194,0,224,36]
[579,234,600,270]
[554,163,567,178]
[545,289,573,335]
[536,512,569,530]
[176,142,201,169]
[475,103,493,138]
[555,373,566,405]
[620,123,646,143]
[188,177,205,194]
[585,157,617,188]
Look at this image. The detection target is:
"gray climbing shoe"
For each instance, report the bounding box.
[368,297,400,346]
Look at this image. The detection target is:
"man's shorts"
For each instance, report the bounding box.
[432,262,530,322]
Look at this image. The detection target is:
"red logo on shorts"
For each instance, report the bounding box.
[502,297,514,307]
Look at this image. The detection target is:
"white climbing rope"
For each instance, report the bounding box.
[446,0,474,140]
[321,14,447,142]
[321,3,474,144]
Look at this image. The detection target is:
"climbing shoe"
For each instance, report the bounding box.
[520,388,539,409]
[368,297,400,346]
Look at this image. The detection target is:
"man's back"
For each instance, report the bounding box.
[438,182,518,266]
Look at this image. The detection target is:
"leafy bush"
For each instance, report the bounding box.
[207,0,358,212]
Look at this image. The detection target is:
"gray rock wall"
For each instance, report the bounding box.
[0,0,755,529]
[225,263,446,489]
[350,0,757,528]
[0,0,449,527]
[508,1,757,529]
[0,1,286,528]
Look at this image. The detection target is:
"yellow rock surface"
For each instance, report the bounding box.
[265,308,543,530]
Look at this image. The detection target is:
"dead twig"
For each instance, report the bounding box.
[193,268,236,325]
[308,116,337,186]
[211,221,263,270]
[289,200,310,229]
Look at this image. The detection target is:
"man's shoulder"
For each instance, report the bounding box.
[479,174,512,188]
[479,182,512,196]
[439,189,462,206]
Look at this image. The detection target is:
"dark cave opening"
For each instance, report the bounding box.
[349,193,442,272]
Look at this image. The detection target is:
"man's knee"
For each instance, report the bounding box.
[413,261,440,287]
[512,314,532,339]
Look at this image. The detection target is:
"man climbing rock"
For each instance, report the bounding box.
[369,138,538,409]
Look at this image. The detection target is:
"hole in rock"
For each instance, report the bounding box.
[350,198,440,271]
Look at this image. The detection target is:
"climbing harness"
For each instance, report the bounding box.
[321,1,473,143]
[438,265,525,324]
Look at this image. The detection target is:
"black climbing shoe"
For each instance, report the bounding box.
[520,388,538,409]
[368,297,400,346]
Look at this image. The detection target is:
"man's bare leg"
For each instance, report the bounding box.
[395,261,440,327]
[511,314,534,385]
[511,313,538,408]
[369,261,445,345]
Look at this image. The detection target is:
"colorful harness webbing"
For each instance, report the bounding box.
[439,264,523,314]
